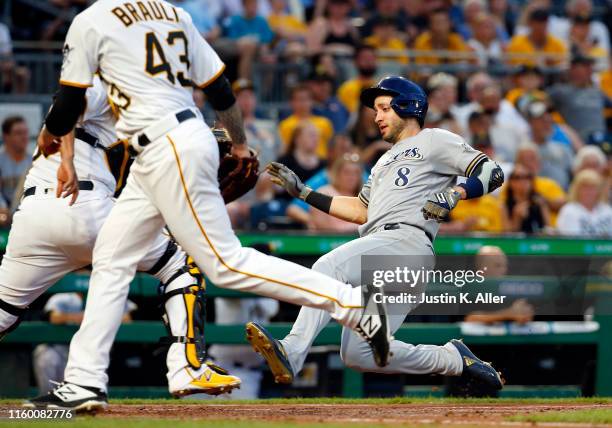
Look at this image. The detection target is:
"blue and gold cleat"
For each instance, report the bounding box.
[245,322,294,384]
[451,339,504,390]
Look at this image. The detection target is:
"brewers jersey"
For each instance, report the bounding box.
[358,128,487,238]
[25,76,117,194]
[59,0,224,138]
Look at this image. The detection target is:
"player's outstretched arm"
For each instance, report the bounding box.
[267,162,367,224]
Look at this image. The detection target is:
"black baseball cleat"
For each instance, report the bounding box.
[245,321,294,384]
[451,339,504,390]
[355,284,392,367]
[23,382,108,413]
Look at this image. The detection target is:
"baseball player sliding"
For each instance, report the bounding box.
[246,76,505,391]
[27,0,390,411]
[0,76,242,409]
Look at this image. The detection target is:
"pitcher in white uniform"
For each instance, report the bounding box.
[1,77,243,409]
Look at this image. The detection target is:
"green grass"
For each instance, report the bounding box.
[509,408,612,424]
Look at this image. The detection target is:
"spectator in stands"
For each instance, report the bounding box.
[337,44,378,113]
[364,16,409,64]
[458,0,509,43]
[478,83,530,162]
[548,0,610,59]
[350,103,390,167]
[511,143,567,226]
[0,22,29,94]
[33,292,135,394]
[503,163,551,233]
[171,0,222,40]
[267,0,308,58]
[466,248,535,324]
[573,145,608,176]
[557,169,612,237]
[467,12,506,67]
[360,0,408,39]
[0,116,32,226]
[223,0,275,78]
[547,54,607,142]
[306,0,360,57]
[308,156,363,232]
[286,136,360,225]
[523,101,573,190]
[506,8,568,67]
[505,65,546,108]
[234,79,280,167]
[444,192,508,233]
[274,122,325,201]
[224,79,280,228]
[308,70,350,133]
[424,72,463,136]
[413,8,471,65]
[489,0,517,40]
[569,16,608,70]
[453,72,493,133]
[278,84,333,158]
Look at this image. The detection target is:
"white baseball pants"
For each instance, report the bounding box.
[64,117,364,391]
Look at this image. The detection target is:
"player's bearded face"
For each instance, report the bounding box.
[374,96,405,144]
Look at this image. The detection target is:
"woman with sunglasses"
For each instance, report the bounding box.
[504,163,551,233]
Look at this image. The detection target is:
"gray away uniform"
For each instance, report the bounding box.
[281,128,487,374]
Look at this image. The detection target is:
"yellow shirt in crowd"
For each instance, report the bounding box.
[450,195,506,233]
[499,176,566,226]
[412,32,469,64]
[337,78,375,113]
[364,35,409,64]
[278,114,333,158]
[505,34,567,66]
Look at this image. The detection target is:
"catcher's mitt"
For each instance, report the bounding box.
[213,126,259,203]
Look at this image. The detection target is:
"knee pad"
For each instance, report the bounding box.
[147,240,179,276]
[158,257,206,369]
[0,299,26,341]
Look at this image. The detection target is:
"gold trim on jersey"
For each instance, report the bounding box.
[195,64,226,89]
[59,80,92,88]
[465,153,487,177]
[166,134,363,310]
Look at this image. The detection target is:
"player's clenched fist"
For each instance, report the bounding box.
[422,187,462,222]
[266,162,309,199]
[37,126,61,156]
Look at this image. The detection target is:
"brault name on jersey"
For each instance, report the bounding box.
[112,1,180,27]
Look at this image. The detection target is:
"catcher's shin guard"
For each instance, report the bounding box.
[0,299,26,341]
[158,257,206,369]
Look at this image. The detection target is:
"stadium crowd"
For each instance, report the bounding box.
[0,0,610,236]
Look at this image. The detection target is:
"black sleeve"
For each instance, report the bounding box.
[45,84,87,137]
[202,73,236,111]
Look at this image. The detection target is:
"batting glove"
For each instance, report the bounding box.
[266,162,311,200]
[422,187,462,222]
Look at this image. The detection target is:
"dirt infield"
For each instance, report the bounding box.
[100,403,612,425]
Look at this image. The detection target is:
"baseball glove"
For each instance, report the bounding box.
[213,126,259,203]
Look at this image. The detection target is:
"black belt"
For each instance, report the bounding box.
[23,180,94,198]
[136,109,197,147]
[383,223,434,243]
[75,128,106,150]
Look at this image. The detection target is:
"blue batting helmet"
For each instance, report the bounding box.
[360,76,428,126]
